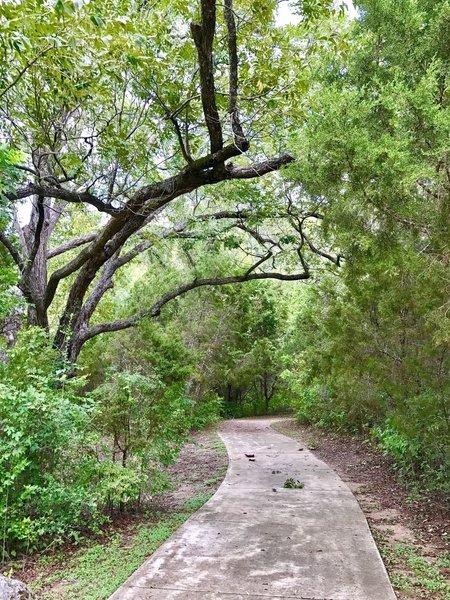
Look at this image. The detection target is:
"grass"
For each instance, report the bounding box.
[378,541,450,599]
[183,492,215,512]
[31,513,188,600]
[30,498,219,600]
[204,475,224,486]
[210,434,228,457]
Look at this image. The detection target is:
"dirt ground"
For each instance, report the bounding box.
[272,418,449,600]
[151,426,228,512]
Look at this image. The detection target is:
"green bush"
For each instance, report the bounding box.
[372,423,420,473]
[295,384,347,429]
[0,331,196,555]
[190,394,222,430]
[373,410,449,493]
[92,368,192,498]
[0,329,104,554]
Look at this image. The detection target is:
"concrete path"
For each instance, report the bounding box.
[109,418,397,600]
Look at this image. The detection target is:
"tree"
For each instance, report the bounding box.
[283,0,450,489]
[0,0,342,362]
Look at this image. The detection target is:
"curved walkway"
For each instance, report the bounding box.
[109,418,396,600]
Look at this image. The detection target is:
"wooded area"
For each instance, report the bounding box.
[0,0,448,559]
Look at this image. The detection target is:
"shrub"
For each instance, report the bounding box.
[295,384,347,429]
[190,394,222,430]
[0,331,200,556]
[92,368,192,499]
[373,410,450,493]
[0,329,104,554]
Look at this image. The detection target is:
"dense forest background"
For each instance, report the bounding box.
[0,0,448,556]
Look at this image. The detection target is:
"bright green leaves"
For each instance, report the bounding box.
[0,0,343,211]
[0,146,23,319]
[286,0,450,260]
[292,0,335,20]
[0,329,98,552]
[0,324,191,553]
[0,146,22,217]
[55,0,77,17]
[90,14,105,28]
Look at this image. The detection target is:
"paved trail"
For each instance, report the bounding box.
[109,418,396,600]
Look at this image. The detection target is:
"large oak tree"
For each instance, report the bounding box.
[0,0,339,361]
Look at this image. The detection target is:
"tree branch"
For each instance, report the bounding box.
[9,145,292,225]
[245,251,273,275]
[190,0,223,153]
[13,164,38,177]
[7,184,120,215]
[73,211,252,331]
[289,212,343,267]
[0,45,53,100]
[78,267,310,344]
[170,115,193,163]
[45,214,128,308]
[47,232,98,259]
[304,234,342,266]
[0,231,22,267]
[227,154,294,178]
[22,197,45,278]
[224,0,248,151]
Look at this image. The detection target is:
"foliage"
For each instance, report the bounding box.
[283,0,450,491]
[0,258,19,323]
[27,428,226,599]
[176,280,294,418]
[82,255,295,422]
[92,367,192,494]
[283,478,304,489]
[0,329,102,554]
[0,146,22,321]
[0,0,346,363]
[285,267,449,491]
[0,328,199,555]
[190,394,223,430]
[381,543,450,598]
[0,146,22,209]
[31,514,190,600]
[0,0,449,564]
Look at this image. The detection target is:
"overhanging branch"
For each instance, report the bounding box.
[0,231,23,267]
[78,267,310,344]
[227,154,294,178]
[7,184,120,216]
